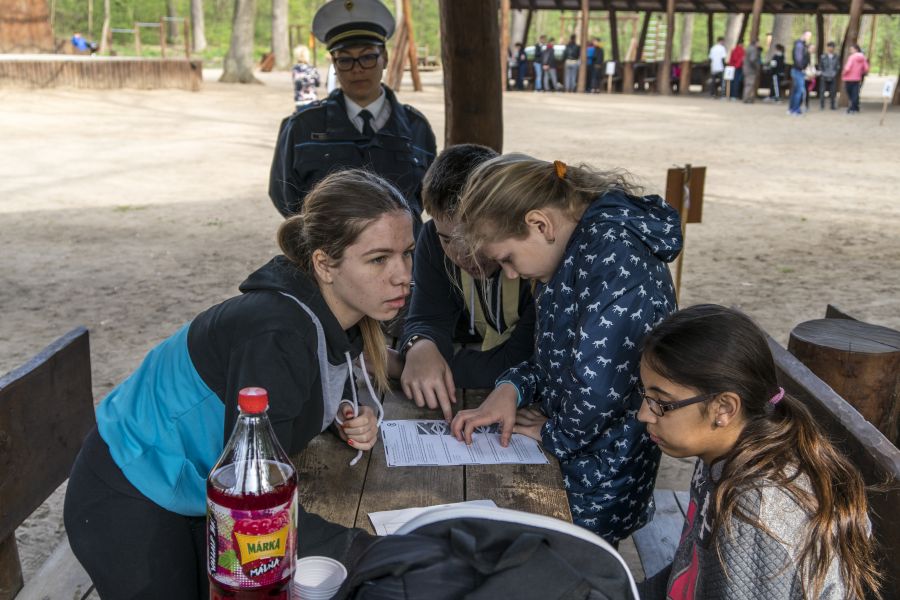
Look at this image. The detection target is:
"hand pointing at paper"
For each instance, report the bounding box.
[450,383,518,447]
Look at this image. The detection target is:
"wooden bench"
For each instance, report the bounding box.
[0,328,96,600]
[631,307,900,589]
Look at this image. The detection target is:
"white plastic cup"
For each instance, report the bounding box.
[292,556,347,600]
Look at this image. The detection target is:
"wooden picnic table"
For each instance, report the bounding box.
[292,387,572,534]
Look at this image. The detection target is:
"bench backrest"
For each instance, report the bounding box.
[768,335,900,597]
[0,328,95,597]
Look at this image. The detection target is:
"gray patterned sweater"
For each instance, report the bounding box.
[638,459,847,599]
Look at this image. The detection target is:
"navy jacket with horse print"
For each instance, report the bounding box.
[498,190,682,542]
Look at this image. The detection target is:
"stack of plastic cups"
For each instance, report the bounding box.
[292,556,348,600]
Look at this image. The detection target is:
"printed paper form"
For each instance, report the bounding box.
[380,420,550,467]
[368,500,498,536]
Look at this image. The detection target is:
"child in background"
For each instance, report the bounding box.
[292,45,321,109]
[636,305,883,599]
[451,155,682,543]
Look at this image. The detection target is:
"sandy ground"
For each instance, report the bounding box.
[2,68,898,583]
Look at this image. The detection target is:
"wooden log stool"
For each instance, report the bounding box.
[788,319,900,446]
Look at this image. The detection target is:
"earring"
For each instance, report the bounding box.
[715,420,723,427]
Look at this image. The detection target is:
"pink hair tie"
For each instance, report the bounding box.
[769,387,785,405]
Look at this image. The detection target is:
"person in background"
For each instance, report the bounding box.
[742,38,761,103]
[533,35,546,92]
[542,37,560,92]
[292,45,320,110]
[71,31,97,54]
[765,43,786,101]
[803,43,818,111]
[819,41,840,110]
[708,37,727,98]
[397,144,536,420]
[515,42,528,91]
[450,155,682,543]
[268,0,436,231]
[564,34,581,92]
[636,305,883,600]
[788,30,812,115]
[728,41,745,100]
[842,43,870,114]
[590,38,606,93]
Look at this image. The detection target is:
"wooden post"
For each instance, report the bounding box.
[636,12,652,62]
[816,13,825,58]
[679,13,694,94]
[0,535,24,600]
[576,0,589,92]
[894,69,900,106]
[440,0,503,151]
[387,19,408,90]
[867,15,878,59]
[184,17,191,59]
[789,319,900,445]
[500,0,510,91]
[622,61,633,93]
[402,0,421,91]
[609,10,620,64]
[749,0,763,45]
[737,11,749,43]
[523,9,533,45]
[707,13,714,52]
[659,0,675,95]
[159,18,167,58]
[134,22,141,56]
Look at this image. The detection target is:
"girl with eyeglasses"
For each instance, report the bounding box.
[637,304,882,600]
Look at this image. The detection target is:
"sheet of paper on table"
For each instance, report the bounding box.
[368,499,498,536]
[380,419,550,467]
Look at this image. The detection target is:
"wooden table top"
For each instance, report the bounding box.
[292,387,572,534]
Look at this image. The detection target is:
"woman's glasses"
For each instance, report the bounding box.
[333,52,382,72]
[636,381,718,417]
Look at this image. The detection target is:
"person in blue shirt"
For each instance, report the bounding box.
[450,155,682,544]
[71,31,97,54]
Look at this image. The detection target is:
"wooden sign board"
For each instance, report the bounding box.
[665,166,705,224]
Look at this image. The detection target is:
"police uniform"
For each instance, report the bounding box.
[268,0,437,222]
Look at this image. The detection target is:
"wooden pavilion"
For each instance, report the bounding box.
[441,0,900,151]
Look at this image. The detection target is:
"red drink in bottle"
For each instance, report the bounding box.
[207,388,297,599]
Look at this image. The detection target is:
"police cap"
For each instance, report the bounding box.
[312,0,396,52]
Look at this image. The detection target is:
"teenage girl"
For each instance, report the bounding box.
[637,304,883,599]
[450,154,683,543]
[64,170,413,599]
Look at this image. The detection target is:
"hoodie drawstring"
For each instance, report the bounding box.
[335,351,385,467]
[468,283,476,335]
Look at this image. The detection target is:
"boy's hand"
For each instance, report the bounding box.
[451,383,517,447]
[400,339,457,421]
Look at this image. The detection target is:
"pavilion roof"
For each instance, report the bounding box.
[509,0,900,14]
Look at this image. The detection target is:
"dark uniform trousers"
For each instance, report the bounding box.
[268,86,437,231]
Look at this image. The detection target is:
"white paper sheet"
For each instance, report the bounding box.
[368,500,498,536]
[380,420,549,467]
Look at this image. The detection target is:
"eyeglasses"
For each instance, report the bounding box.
[636,381,718,417]
[333,52,382,71]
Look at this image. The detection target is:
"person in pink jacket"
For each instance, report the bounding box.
[842,44,870,114]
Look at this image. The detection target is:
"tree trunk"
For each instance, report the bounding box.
[724,13,744,50]
[191,0,207,52]
[98,0,110,54]
[220,0,260,84]
[769,14,793,60]
[272,0,290,70]
[680,13,694,61]
[167,0,178,44]
[511,9,527,49]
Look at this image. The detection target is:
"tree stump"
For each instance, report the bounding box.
[788,318,900,446]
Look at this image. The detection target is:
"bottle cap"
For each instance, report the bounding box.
[238,387,269,413]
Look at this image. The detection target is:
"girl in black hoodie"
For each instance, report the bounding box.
[64,170,414,599]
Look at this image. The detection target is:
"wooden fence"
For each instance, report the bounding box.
[0,55,202,91]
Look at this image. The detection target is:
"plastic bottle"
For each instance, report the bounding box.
[207,387,297,599]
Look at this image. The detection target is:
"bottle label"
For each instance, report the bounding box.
[207,493,297,589]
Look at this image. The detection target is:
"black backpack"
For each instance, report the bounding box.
[333,505,638,600]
